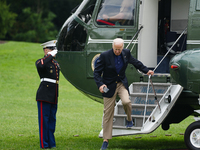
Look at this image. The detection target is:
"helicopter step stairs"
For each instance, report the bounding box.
[99,81,183,137]
[112,82,171,129]
[113,104,156,128]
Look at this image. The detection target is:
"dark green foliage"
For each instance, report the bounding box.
[1,0,82,42]
[0,1,17,39]
[11,7,58,42]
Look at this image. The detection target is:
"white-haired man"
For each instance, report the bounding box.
[94,38,154,150]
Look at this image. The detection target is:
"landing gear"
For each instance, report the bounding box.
[162,123,170,130]
[184,121,200,150]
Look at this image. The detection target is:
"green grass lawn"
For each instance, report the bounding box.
[0,41,194,150]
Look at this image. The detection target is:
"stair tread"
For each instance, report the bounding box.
[117,104,157,107]
[143,73,170,77]
[113,125,142,130]
[114,114,149,118]
[132,82,171,86]
[130,93,164,96]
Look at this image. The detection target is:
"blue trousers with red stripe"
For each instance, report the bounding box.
[37,101,57,149]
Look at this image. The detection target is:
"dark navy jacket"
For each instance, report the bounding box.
[36,54,60,104]
[94,49,149,98]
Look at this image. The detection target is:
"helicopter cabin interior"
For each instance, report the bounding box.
[138,0,189,73]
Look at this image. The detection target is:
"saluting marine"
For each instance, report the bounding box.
[35,40,60,149]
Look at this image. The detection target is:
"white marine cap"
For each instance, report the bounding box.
[41,40,57,49]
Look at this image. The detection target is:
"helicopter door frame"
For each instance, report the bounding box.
[138,0,158,69]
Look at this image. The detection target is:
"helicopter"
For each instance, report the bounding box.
[56,0,200,149]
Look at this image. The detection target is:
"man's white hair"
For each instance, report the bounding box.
[112,38,124,47]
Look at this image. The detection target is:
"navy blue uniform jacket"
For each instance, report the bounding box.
[36,54,60,104]
[94,49,149,98]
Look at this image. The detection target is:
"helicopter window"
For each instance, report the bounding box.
[57,0,97,51]
[96,0,135,26]
[77,0,97,24]
[57,19,87,51]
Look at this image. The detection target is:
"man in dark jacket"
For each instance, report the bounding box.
[94,38,154,150]
[35,40,60,149]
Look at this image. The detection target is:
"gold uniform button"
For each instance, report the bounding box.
[116,81,118,83]
[118,75,119,76]
[47,85,49,87]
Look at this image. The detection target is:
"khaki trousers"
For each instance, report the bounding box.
[103,82,132,139]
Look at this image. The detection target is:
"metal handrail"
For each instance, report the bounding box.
[143,75,151,127]
[126,26,143,49]
[150,77,161,113]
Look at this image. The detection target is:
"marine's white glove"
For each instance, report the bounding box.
[48,50,58,57]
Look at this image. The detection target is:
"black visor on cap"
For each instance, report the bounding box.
[46,46,56,50]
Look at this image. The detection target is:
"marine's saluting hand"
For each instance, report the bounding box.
[48,50,58,57]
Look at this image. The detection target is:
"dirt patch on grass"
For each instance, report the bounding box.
[0,40,7,44]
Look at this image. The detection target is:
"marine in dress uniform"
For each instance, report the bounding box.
[35,40,60,149]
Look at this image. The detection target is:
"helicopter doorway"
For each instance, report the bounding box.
[138,0,189,74]
[156,0,189,73]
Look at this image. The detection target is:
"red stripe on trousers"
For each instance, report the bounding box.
[40,102,44,148]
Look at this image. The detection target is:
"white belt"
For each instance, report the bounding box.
[40,78,59,84]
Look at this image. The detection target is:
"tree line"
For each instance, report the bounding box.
[0,0,82,43]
